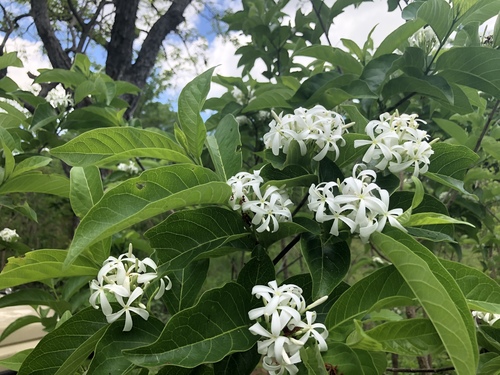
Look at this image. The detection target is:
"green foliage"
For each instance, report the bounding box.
[1,1,500,374]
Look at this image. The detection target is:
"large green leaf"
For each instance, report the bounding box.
[477,353,500,375]
[34,68,87,88]
[125,282,258,369]
[237,250,275,298]
[65,165,231,267]
[161,259,209,315]
[18,307,109,375]
[416,0,454,40]
[301,233,350,300]
[382,75,453,103]
[436,47,500,98]
[427,142,479,179]
[206,114,242,181]
[70,166,103,218]
[178,67,215,160]
[87,317,164,374]
[325,266,415,334]
[371,229,478,375]
[0,249,98,290]
[10,156,52,178]
[458,0,500,26]
[348,318,444,356]
[242,88,294,113]
[51,127,191,167]
[0,173,70,197]
[323,343,386,375]
[146,206,251,273]
[294,45,363,75]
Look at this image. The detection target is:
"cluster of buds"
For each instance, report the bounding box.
[354,111,434,176]
[308,164,405,243]
[263,105,352,162]
[248,280,328,375]
[227,170,293,233]
[0,228,20,243]
[89,244,171,331]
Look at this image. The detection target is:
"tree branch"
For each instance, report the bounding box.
[105,0,140,80]
[31,0,72,69]
[386,367,454,373]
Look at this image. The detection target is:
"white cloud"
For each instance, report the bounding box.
[2,36,51,92]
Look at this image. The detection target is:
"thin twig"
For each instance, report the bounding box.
[273,234,301,265]
[474,99,500,153]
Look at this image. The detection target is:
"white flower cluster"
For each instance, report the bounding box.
[249,281,328,375]
[0,228,20,243]
[89,244,172,331]
[308,164,405,243]
[354,112,434,176]
[46,85,74,109]
[117,160,140,174]
[227,170,293,233]
[472,310,500,326]
[263,105,351,161]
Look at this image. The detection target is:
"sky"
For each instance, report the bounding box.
[1,0,497,102]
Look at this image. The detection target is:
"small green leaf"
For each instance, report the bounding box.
[0,52,23,70]
[374,19,426,58]
[11,156,52,178]
[0,289,71,315]
[428,142,479,179]
[34,69,87,88]
[66,165,231,267]
[51,127,191,167]
[294,45,363,75]
[416,0,454,40]
[0,349,32,372]
[206,114,242,180]
[301,344,328,375]
[69,166,103,218]
[433,118,469,144]
[178,67,215,160]
[405,212,474,227]
[125,282,258,369]
[0,315,41,344]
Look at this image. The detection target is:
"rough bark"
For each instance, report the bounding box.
[30,0,72,70]
[105,0,140,80]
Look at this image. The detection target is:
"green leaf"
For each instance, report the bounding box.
[382,75,453,103]
[87,317,164,374]
[0,289,71,315]
[0,250,98,290]
[341,104,369,134]
[146,206,250,273]
[34,69,87,88]
[0,173,70,197]
[125,282,258,369]
[242,88,294,113]
[212,347,261,375]
[0,52,23,70]
[436,47,500,98]
[301,344,328,375]
[178,67,215,160]
[74,80,96,104]
[335,133,370,168]
[425,171,473,195]
[405,212,474,227]
[0,349,32,372]
[30,102,58,132]
[256,217,320,249]
[477,353,500,375]
[301,233,350,300]
[11,156,52,178]
[51,127,191,167]
[206,114,242,181]
[428,142,479,179]
[360,54,401,93]
[371,229,478,375]
[18,307,109,375]
[62,106,124,129]
[325,266,415,333]
[0,315,41,344]
[237,251,275,297]
[161,259,209,314]
[354,318,445,356]
[294,45,363,75]
[433,118,469,144]
[65,165,231,267]
[70,166,103,218]
[416,0,454,40]
[458,0,500,25]
[1,140,14,181]
[374,19,426,58]
[323,343,386,375]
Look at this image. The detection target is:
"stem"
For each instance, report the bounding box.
[292,193,309,217]
[273,234,301,265]
[310,1,332,47]
[474,99,500,153]
[386,367,454,373]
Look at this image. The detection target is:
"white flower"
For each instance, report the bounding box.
[117,160,139,174]
[472,311,500,326]
[0,228,20,242]
[289,311,328,351]
[227,170,263,210]
[106,287,150,331]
